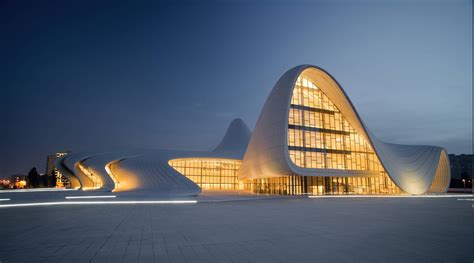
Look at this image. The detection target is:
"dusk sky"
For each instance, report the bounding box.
[1,0,472,176]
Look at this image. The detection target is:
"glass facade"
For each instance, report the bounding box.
[288,76,382,171]
[244,175,401,195]
[243,74,401,195]
[168,158,241,190]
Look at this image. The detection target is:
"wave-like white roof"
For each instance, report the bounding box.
[237,65,451,194]
[55,118,251,196]
[213,118,252,156]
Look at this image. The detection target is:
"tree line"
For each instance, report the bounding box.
[27,167,57,188]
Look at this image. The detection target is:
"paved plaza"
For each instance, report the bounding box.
[0,192,473,262]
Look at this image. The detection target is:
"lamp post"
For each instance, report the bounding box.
[462,179,466,193]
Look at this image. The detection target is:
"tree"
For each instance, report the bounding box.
[27,167,40,188]
[49,170,57,187]
[41,173,48,187]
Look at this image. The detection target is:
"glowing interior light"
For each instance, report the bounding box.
[0,198,11,201]
[0,200,197,208]
[105,163,121,191]
[168,158,242,190]
[65,195,116,199]
[77,162,102,189]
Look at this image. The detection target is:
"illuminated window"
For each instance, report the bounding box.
[168,158,241,190]
[243,74,402,196]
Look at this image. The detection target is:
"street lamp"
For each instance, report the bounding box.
[462,179,466,193]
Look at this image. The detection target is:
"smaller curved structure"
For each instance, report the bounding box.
[213,118,252,156]
[80,153,130,192]
[60,153,97,190]
[55,119,251,196]
[54,156,81,189]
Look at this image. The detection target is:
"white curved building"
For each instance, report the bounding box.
[56,65,450,196]
[56,118,251,196]
[238,65,450,195]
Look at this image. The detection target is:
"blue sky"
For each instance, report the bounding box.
[1,0,472,175]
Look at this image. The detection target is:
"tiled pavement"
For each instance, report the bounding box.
[0,196,473,262]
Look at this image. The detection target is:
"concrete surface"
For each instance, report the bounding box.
[0,192,472,262]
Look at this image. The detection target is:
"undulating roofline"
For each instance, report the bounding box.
[238,65,451,194]
[54,65,450,195]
